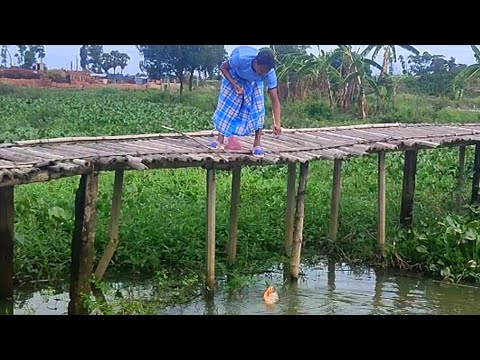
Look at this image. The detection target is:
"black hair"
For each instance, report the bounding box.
[255,50,275,70]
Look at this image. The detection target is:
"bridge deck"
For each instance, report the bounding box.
[1,122,480,187]
[2,121,480,314]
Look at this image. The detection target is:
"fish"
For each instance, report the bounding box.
[263,286,279,305]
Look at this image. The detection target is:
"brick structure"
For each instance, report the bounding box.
[66,70,92,84]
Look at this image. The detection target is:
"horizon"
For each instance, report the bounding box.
[12,45,479,75]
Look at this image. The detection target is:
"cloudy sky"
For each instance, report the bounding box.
[38,45,478,75]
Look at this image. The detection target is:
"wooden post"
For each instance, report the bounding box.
[0,298,13,315]
[0,186,14,301]
[206,168,216,291]
[471,144,480,205]
[327,259,336,291]
[95,169,124,281]
[204,291,216,315]
[284,163,297,256]
[290,162,309,279]
[456,146,466,212]
[329,159,342,242]
[400,150,417,228]
[378,152,386,252]
[227,166,241,265]
[69,173,99,315]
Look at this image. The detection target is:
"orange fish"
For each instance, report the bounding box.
[263,286,279,305]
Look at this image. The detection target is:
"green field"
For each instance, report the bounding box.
[1,85,480,313]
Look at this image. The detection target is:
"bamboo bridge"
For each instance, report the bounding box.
[1,122,480,314]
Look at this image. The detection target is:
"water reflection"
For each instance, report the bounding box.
[0,298,13,315]
[8,261,480,315]
[284,279,300,315]
[204,292,217,315]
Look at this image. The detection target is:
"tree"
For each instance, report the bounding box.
[138,45,208,95]
[117,52,130,74]
[362,45,419,78]
[34,45,45,61]
[198,45,226,80]
[405,51,467,96]
[333,45,381,118]
[79,45,88,70]
[23,49,36,69]
[183,45,202,91]
[277,50,334,103]
[109,50,120,74]
[101,53,114,74]
[0,46,13,67]
[87,45,104,73]
[270,45,310,62]
[453,45,480,99]
[12,45,46,69]
[15,45,27,66]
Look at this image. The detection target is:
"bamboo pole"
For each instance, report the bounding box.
[290,162,309,279]
[206,168,216,291]
[284,163,297,256]
[327,259,336,291]
[0,298,13,315]
[456,146,466,212]
[378,152,386,252]
[95,170,124,281]
[0,186,14,301]
[68,172,99,315]
[4,122,402,148]
[400,150,417,228]
[329,159,342,242]
[471,144,480,205]
[227,166,241,265]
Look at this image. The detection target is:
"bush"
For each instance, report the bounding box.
[45,69,67,83]
[304,101,333,119]
[0,67,41,79]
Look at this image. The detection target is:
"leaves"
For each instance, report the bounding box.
[48,206,69,221]
[416,245,428,254]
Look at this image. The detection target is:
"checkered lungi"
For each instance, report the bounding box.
[212,71,265,137]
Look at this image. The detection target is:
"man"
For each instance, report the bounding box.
[209,46,282,158]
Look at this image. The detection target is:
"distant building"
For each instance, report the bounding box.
[90,73,108,84]
[134,75,148,85]
[35,62,45,72]
[66,70,92,84]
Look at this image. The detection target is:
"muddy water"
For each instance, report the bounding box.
[163,263,480,315]
[5,262,480,315]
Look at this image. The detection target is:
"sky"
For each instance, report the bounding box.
[38,45,479,75]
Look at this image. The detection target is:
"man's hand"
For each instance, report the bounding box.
[234,83,244,95]
[273,122,282,136]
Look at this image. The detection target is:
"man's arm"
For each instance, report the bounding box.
[219,61,243,94]
[268,88,282,135]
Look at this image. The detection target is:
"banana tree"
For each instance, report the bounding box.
[335,45,382,118]
[277,51,335,102]
[276,52,310,101]
[453,45,480,99]
[367,73,401,114]
[362,45,419,78]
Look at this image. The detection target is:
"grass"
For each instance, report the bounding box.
[2,84,480,314]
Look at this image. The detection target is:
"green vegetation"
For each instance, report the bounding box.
[1,85,479,291]
[2,44,480,314]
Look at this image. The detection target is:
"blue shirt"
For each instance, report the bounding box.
[228,46,278,90]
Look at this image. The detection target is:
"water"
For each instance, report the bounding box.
[4,262,480,315]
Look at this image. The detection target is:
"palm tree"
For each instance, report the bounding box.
[1,45,13,67]
[453,45,480,99]
[361,45,419,78]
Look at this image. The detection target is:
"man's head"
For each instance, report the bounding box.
[253,49,275,76]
